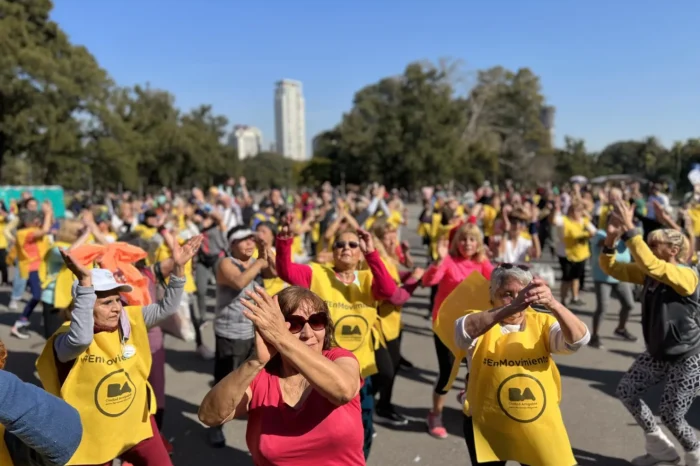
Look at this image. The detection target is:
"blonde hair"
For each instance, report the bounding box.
[56,219,84,244]
[370,220,399,264]
[450,223,487,262]
[647,228,690,263]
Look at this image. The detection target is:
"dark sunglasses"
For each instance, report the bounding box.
[286,313,329,334]
[497,262,530,271]
[334,241,359,249]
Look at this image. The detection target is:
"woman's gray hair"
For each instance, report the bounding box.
[489,266,534,300]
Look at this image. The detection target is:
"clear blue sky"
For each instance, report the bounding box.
[52,0,699,155]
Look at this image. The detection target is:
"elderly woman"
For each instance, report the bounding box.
[454,265,589,466]
[600,199,700,466]
[199,286,364,466]
[422,222,494,439]
[275,220,398,458]
[35,238,200,466]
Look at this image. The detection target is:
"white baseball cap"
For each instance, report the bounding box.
[71,268,133,298]
[228,228,255,243]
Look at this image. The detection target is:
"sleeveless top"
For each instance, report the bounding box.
[214,257,261,340]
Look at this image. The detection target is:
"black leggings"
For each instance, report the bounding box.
[433,334,455,395]
[463,416,530,466]
[0,248,8,284]
[373,336,402,410]
[41,303,65,339]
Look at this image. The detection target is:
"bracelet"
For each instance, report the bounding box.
[620,229,638,242]
[602,245,616,255]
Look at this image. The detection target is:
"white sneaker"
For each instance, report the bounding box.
[632,428,680,465]
[685,448,700,466]
[197,344,215,360]
[8,300,18,311]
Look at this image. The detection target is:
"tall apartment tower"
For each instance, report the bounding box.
[230,125,263,160]
[540,105,556,148]
[274,79,306,161]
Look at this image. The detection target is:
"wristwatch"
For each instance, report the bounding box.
[602,245,616,255]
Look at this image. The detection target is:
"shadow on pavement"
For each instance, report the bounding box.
[163,394,252,465]
[400,322,434,338]
[3,349,41,386]
[380,405,465,438]
[397,365,439,387]
[573,447,630,465]
[166,347,215,377]
[558,362,700,430]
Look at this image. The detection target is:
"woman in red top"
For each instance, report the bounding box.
[421,222,494,439]
[199,286,365,466]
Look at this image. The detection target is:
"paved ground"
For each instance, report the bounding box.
[1,205,699,465]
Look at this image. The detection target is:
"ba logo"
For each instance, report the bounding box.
[508,387,536,402]
[94,369,137,417]
[497,374,546,423]
[334,315,369,352]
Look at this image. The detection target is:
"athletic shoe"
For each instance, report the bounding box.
[197,344,215,360]
[614,328,638,342]
[631,428,680,465]
[375,407,408,426]
[426,412,448,439]
[588,335,604,349]
[208,426,226,448]
[10,326,29,340]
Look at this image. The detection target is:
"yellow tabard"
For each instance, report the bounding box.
[309,263,379,377]
[35,306,156,465]
[562,216,590,263]
[264,277,289,296]
[0,426,12,466]
[377,257,402,342]
[467,311,576,466]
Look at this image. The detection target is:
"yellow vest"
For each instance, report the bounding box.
[309,263,379,377]
[264,277,289,296]
[16,228,50,281]
[597,204,613,230]
[467,311,576,466]
[689,204,700,237]
[0,219,7,250]
[41,241,75,309]
[562,216,590,262]
[377,257,402,342]
[482,205,497,237]
[154,242,196,293]
[0,426,12,466]
[36,306,156,465]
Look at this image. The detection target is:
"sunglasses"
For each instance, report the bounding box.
[497,262,530,271]
[334,241,359,249]
[286,313,329,334]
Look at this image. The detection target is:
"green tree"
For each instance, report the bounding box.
[241,152,294,189]
[0,0,109,181]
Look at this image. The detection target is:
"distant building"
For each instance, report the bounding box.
[268,142,276,153]
[274,79,306,161]
[540,106,556,148]
[231,125,263,160]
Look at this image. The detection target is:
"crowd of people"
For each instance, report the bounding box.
[0,176,698,466]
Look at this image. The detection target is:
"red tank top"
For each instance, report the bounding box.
[246,347,365,466]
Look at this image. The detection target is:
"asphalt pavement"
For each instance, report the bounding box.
[1,204,698,465]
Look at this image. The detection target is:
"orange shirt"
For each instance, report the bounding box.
[23,232,42,272]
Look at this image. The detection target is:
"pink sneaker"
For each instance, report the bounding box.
[426,412,448,439]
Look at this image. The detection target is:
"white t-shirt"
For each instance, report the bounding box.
[500,236,532,264]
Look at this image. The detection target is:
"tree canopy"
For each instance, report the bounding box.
[2,0,699,193]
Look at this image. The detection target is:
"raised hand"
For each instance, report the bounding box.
[357,228,375,255]
[172,235,203,267]
[60,249,92,285]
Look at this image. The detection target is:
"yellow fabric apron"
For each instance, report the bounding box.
[562,216,590,262]
[0,426,12,466]
[264,277,289,296]
[377,257,402,342]
[36,306,156,465]
[309,263,379,377]
[468,311,576,466]
[16,228,49,281]
[433,272,492,394]
[41,241,75,309]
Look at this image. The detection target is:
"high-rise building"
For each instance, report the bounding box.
[231,125,263,160]
[274,79,306,161]
[540,106,556,148]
